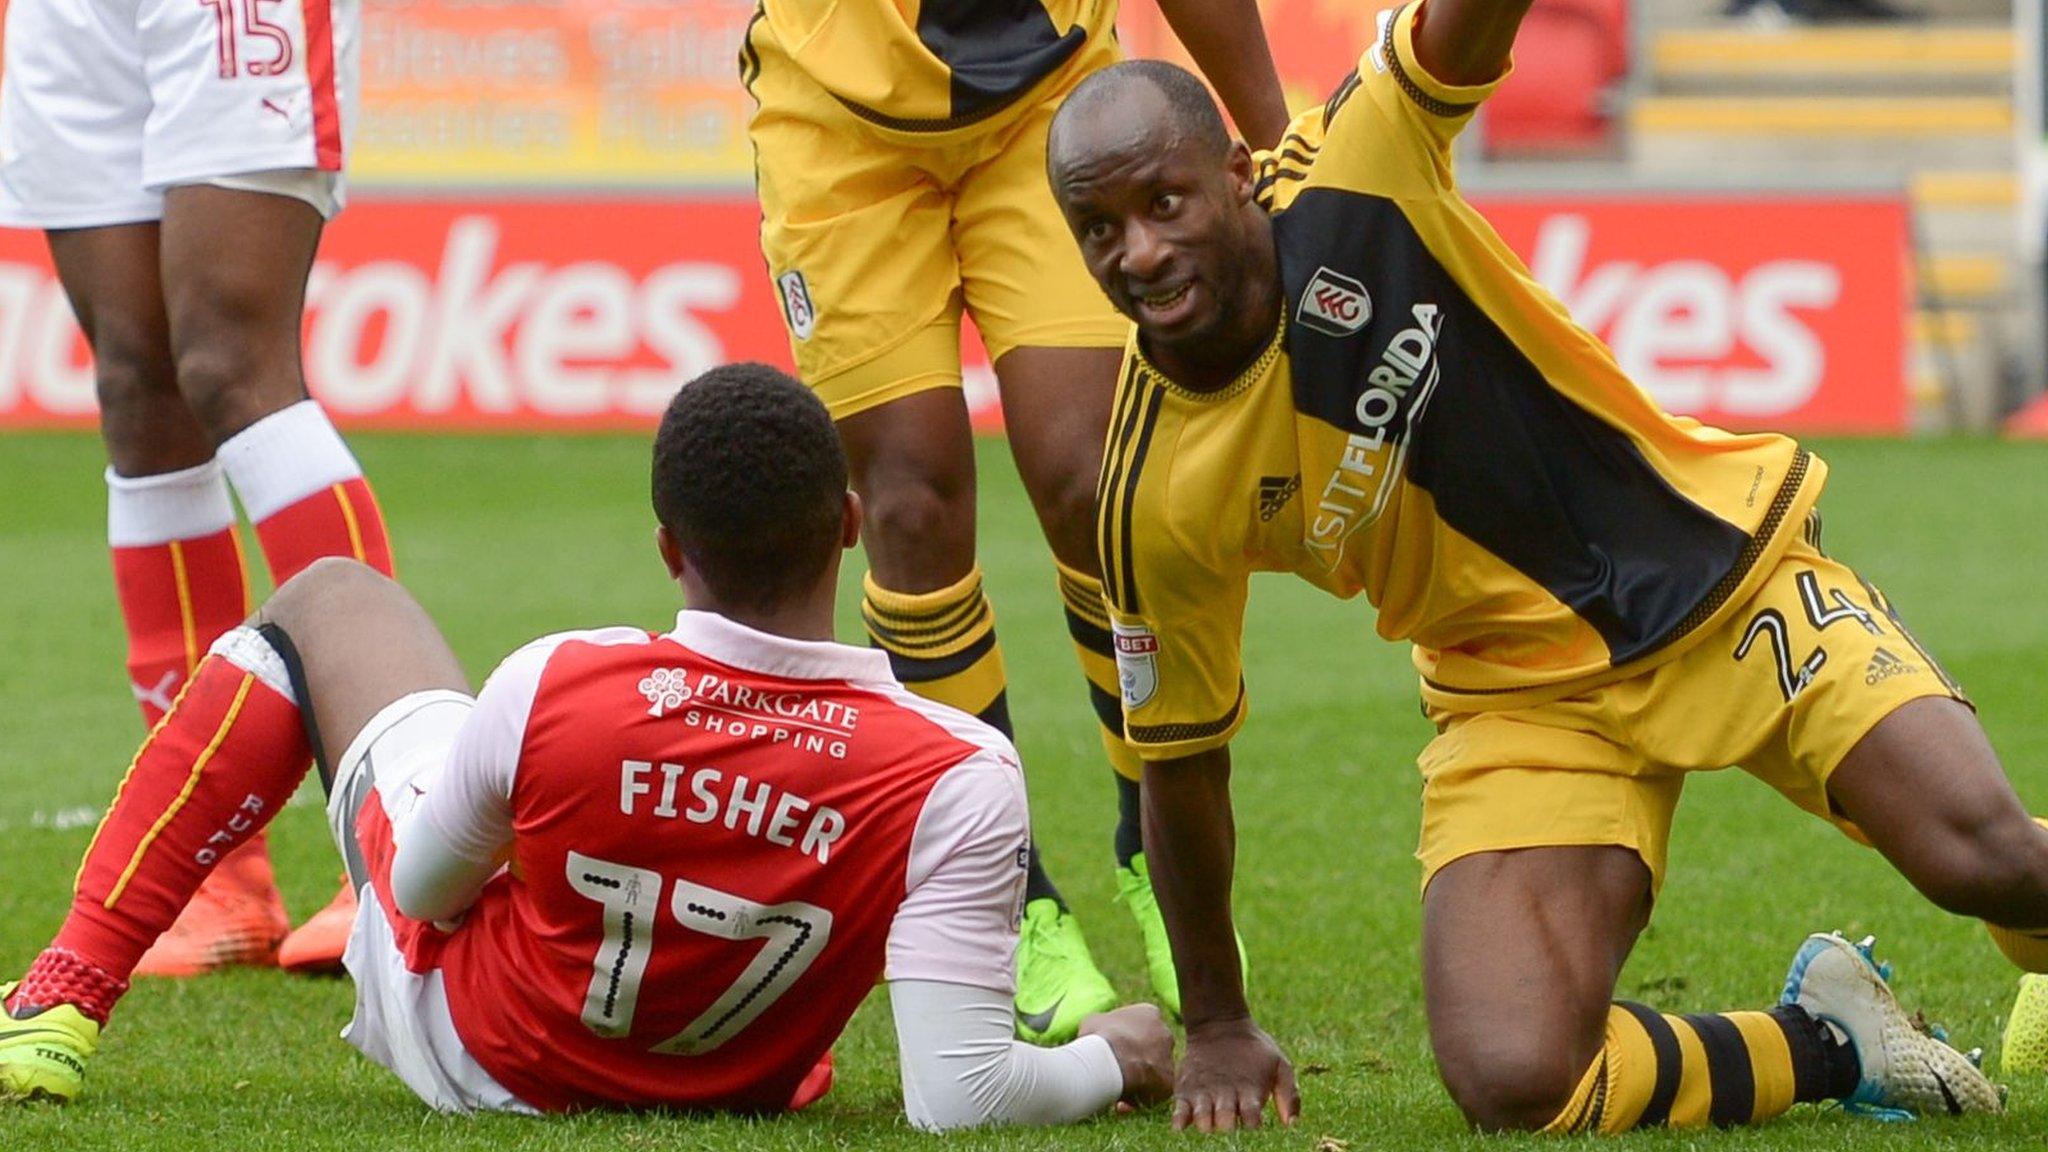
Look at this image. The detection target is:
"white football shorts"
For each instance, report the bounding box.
[0,0,359,228]
[326,690,535,1115]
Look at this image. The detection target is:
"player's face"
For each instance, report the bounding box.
[1054,126,1268,371]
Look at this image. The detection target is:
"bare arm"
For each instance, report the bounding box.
[1153,0,1292,150]
[1410,0,1537,87]
[1142,745,1299,1131]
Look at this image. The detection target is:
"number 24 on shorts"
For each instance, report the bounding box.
[1734,570,1886,702]
[566,851,834,1054]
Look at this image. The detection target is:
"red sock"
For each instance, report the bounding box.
[41,630,310,1011]
[106,463,250,728]
[217,400,395,584]
[253,476,395,583]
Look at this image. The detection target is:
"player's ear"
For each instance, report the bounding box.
[655,523,687,582]
[1225,141,1257,204]
[841,489,863,550]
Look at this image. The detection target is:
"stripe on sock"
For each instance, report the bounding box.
[1679,1012,1754,1126]
[1616,1002,1682,1127]
[333,482,366,561]
[862,570,1012,738]
[1055,561,1142,781]
[168,540,199,673]
[1579,1004,1808,1132]
[104,672,255,907]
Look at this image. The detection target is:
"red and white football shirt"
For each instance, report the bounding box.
[375,611,1029,1113]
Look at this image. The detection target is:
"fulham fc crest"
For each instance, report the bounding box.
[1296,266,1371,337]
[1112,621,1160,709]
[778,270,816,341]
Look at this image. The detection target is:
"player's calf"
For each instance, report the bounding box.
[3,624,318,1101]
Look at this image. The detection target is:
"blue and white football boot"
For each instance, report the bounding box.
[1781,931,2003,1120]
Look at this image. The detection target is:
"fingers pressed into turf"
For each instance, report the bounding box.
[1277,1062,1302,1125]
[1207,1093,1232,1133]
[1235,1088,1263,1130]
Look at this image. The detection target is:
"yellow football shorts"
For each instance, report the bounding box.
[743,23,1128,421]
[1416,525,1968,893]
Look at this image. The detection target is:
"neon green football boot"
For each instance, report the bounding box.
[1116,852,1249,1020]
[0,982,100,1103]
[1014,900,1119,1045]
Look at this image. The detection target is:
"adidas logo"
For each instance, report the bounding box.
[1865,646,1919,685]
[1257,474,1301,521]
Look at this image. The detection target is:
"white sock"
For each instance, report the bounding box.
[217,400,363,522]
[106,459,235,547]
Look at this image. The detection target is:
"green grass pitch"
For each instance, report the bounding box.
[3,430,2046,1150]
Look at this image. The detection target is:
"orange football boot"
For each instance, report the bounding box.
[132,833,290,977]
[277,879,356,975]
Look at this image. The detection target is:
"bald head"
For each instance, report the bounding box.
[1047,60,1231,189]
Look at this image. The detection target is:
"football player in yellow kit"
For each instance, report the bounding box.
[1046,0,2039,1132]
[740,0,1289,1042]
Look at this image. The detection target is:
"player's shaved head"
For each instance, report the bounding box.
[653,363,847,612]
[1046,59,1279,390]
[1047,60,1230,185]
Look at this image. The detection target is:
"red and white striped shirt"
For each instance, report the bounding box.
[396,612,1029,1113]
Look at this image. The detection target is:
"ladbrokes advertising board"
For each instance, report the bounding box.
[0,193,1907,432]
[1483,195,1910,432]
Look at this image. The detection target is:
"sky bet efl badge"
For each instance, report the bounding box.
[1112,621,1159,709]
[1297,267,1371,337]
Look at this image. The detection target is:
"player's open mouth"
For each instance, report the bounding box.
[1134,283,1193,323]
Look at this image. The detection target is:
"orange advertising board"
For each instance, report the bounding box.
[354,0,760,184]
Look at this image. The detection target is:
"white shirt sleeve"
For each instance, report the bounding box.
[884,748,1032,992]
[389,634,560,923]
[890,979,1123,1130]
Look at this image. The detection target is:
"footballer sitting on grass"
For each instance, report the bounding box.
[0,364,1172,1128]
[1046,0,2036,1133]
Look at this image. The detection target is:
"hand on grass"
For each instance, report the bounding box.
[1172,1016,1299,1132]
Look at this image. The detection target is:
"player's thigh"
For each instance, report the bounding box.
[952,48,1126,364]
[1423,843,1651,1128]
[747,21,961,418]
[1720,538,2045,913]
[991,345,1124,573]
[0,0,164,230]
[44,224,215,474]
[256,558,469,768]
[1634,531,1969,835]
[158,183,323,435]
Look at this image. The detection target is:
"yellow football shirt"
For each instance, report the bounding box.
[753,0,1118,130]
[1099,1,1825,760]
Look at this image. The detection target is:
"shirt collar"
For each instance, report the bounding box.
[665,610,893,684]
[1133,315,1285,402]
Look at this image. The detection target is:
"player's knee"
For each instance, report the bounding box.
[861,476,975,559]
[267,557,393,623]
[1033,469,1100,569]
[1436,1034,1583,1132]
[90,324,177,413]
[172,337,291,440]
